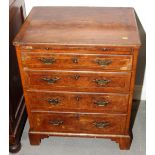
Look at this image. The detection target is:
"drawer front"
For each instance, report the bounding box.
[20,46,132,54]
[27,91,129,113]
[25,71,131,92]
[32,113,126,134]
[21,52,132,71]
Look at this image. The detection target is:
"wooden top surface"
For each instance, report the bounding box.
[13,7,141,47]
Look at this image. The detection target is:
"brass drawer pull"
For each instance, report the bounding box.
[93,79,111,86]
[49,120,63,126]
[96,59,112,67]
[39,58,56,64]
[101,48,112,51]
[71,74,80,80]
[41,77,60,84]
[72,57,78,64]
[94,100,109,106]
[47,98,60,105]
[93,121,110,128]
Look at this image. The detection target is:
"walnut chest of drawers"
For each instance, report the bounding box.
[13,7,141,150]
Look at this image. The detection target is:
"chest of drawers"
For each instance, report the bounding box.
[13,7,141,150]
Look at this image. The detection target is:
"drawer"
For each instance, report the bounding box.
[25,70,131,92]
[27,91,129,113]
[32,113,126,134]
[21,52,132,71]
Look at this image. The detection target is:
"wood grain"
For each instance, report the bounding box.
[13,7,141,47]
[21,52,133,71]
[27,90,129,114]
[13,7,141,150]
[24,70,131,93]
[31,112,126,135]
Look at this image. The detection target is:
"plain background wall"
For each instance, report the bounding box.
[24,0,146,100]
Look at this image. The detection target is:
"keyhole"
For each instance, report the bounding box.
[73,75,80,80]
[75,96,80,102]
[72,57,78,64]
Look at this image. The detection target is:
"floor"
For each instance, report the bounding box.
[10,101,146,155]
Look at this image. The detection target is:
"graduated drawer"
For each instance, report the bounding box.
[24,70,131,92]
[28,91,129,114]
[31,112,126,135]
[21,52,133,71]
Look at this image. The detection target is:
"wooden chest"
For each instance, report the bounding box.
[13,7,141,150]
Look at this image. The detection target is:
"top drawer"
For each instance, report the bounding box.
[21,52,133,71]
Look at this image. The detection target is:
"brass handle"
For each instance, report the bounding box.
[49,120,63,126]
[94,100,109,106]
[93,121,110,128]
[39,58,56,64]
[96,59,112,67]
[72,57,78,64]
[41,77,60,84]
[101,48,112,51]
[47,98,60,105]
[71,74,80,80]
[93,79,110,86]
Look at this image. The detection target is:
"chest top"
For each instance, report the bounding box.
[13,7,141,47]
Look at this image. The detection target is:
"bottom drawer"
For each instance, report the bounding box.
[31,113,126,135]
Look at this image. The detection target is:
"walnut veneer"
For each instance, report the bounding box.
[13,7,141,150]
